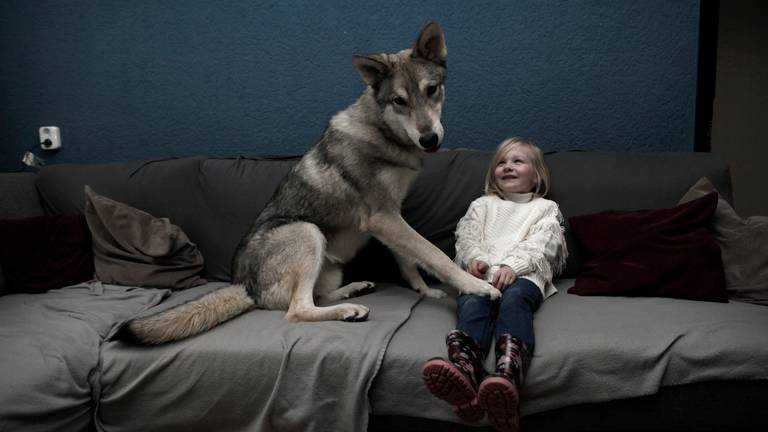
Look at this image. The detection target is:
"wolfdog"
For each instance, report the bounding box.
[127,21,501,344]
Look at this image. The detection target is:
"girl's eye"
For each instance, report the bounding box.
[393,97,408,107]
[426,85,438,97]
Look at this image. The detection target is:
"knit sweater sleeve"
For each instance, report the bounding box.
[454,198,490,268]
[500,201,568,278]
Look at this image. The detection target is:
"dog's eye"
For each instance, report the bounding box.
[426,85,438,97]
[393,97,408,107]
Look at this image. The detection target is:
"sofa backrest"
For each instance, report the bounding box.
[545,151,731,276]
[30,149,731,282]
[395,149,732,279]
[34,156,298,282]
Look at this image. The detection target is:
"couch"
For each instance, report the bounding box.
[1,149,767,431]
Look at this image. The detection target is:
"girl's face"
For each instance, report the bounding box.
[494,145,537,195]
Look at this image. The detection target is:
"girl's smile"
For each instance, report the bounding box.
[494,147,536,195]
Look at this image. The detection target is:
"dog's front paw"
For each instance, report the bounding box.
[462,277,501,300]
[485,285,502,300]
[339,303,370,322]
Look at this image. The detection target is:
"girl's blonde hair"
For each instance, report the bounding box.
[484,137,550,198]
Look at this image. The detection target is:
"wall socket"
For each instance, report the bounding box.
[39,126,62,150]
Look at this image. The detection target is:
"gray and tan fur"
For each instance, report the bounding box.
[127,21,501,344]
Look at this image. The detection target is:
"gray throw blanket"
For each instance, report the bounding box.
[98,283,422,432]
[0,283,169,432]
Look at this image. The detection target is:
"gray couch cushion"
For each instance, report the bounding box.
[84,186,207,289]
[35,157,204,216]
[403,150,490,256]
[190,157,298,280]
[680,177,768,305]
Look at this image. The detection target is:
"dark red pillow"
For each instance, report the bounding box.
[568,192,727,302]
[0,214,94,294]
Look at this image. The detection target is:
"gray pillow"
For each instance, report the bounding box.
[679,177,768,305]
[84,186,207,290]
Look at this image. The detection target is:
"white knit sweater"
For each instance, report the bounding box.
[454,193,568,298]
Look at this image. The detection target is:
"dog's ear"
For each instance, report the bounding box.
[412,21,446,66]
[352,54,390,90]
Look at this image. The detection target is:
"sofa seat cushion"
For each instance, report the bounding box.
[0,283,168,431]
[99,283,421,432]
[370,280,768,422]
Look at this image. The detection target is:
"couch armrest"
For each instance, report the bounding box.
[0,172,44,295]
[0,172,43,219]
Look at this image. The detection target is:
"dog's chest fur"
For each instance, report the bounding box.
[373,164,419,206]
[315,109,422,262]
[322,163,416,265]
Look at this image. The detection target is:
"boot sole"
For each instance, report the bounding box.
[452,399,485,423]
[421,359,482,422]
[478,376,520,431]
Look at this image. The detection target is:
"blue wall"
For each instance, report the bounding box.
[0,1,701,171]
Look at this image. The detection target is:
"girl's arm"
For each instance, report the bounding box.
[499,203,568,277]
[454,199,490,269]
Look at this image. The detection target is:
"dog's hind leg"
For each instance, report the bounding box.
[282,223,370,323]
[315,261,376,305]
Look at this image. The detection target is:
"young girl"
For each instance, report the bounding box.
[421,138,567,431]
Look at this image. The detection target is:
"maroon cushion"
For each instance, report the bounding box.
[568,192,727,302]
[0,214,94,294]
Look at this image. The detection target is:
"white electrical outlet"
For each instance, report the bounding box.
[39,126,62,150]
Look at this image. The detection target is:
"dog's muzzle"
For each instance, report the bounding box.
[419,132,440,153]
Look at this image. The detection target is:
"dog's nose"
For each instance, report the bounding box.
[419,132,440,150]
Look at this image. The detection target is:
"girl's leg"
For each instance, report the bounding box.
[494,278,543,352]
[480,278,543,432]
[456,293,500,356]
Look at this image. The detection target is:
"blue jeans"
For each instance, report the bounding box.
[456,278,543,357]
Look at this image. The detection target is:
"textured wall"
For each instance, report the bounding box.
[0,1,700,171]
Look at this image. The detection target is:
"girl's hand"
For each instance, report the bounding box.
[491,265,517,290]
[468,259,489,279]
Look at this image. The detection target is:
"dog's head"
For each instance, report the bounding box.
[353,21,447,153]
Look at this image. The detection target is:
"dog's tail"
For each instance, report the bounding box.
[125,284,255,344]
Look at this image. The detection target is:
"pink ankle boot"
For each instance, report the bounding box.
[421,330,487,422]
[478,334,530,432]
